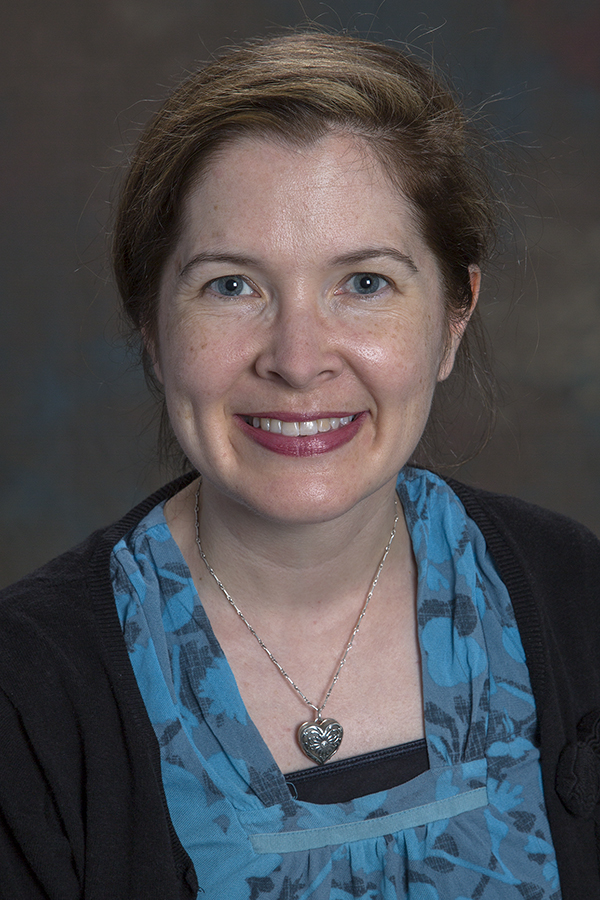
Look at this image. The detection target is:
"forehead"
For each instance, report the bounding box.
[175,133,426,256]
[197,132,390,197]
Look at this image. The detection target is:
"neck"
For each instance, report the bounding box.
[166,476,410,621]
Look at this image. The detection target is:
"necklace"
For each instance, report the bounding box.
[194,484,399,765]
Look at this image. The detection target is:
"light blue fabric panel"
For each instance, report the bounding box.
[249,787,488,852]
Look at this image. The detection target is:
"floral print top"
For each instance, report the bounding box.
[111,467,561,899]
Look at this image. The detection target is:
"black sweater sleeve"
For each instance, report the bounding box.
[448,479,600,898]
[0,503,198,900]
[0,688,82,899]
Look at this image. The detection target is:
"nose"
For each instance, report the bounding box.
[254,298,344,389]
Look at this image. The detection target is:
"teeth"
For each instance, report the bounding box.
[248,415,356,434]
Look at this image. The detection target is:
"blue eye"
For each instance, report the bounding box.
[209,276,253,297]
[347,273,388,295]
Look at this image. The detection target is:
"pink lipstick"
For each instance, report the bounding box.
[235,412,366,456]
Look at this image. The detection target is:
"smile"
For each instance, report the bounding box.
[244,415,357,435]
[237,412,365,457]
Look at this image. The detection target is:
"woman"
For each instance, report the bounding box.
[1,32,599,900]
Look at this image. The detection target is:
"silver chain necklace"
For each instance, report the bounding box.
[194,484,399,765]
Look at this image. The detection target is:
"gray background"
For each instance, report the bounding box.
[2,0,599,587]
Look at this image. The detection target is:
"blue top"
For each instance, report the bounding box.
[111,467,561,899]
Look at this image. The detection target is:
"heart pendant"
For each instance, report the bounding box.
[297,717,344,765]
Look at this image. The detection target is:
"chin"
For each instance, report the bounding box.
[221,474,390,528]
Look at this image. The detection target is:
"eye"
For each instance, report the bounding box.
[344,273,390,296]
[208,275,255,297]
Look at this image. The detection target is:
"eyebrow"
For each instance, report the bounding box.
[178,252,260,280]
[178,246,419,280]
[329,248,419,273]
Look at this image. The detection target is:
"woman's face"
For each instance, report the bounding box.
[154,133,470,525]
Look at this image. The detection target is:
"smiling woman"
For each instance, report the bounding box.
[1,30,599,900]
[150,133,464,525]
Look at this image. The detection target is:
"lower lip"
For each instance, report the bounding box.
[235,413,366,457]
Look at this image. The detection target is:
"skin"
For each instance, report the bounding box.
[151,133,479,771]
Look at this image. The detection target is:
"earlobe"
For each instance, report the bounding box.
[468,265,481,310]
[142,328,163,384]
[437,265,481,382]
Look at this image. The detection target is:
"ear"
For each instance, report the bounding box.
[142,327,164,384]
[437,265,481,382]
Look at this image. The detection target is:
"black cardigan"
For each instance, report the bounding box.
[0,475,599,899]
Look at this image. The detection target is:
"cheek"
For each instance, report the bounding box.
[353,313,445,392]
[155,310,208,401]
[159,312,256,407]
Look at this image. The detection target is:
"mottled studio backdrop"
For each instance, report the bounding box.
[2,0,599,586]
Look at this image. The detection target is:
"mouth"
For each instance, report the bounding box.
[236,412,365,457]
[242,414,358,436]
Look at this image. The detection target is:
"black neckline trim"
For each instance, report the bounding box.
[286,738,428,781]
[285,738,429,804]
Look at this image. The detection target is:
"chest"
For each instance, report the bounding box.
[113,516,561,900]
[215,591,425,773]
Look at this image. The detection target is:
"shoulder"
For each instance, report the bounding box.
[446,475,600,725]
[0,473,196,601]
[443,476,600,648]
[0,471,198,792]
[446,477,600,585]
[446,477,600,703]
[0,473,197,675]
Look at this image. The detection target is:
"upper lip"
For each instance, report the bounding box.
[240,412,360,421]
